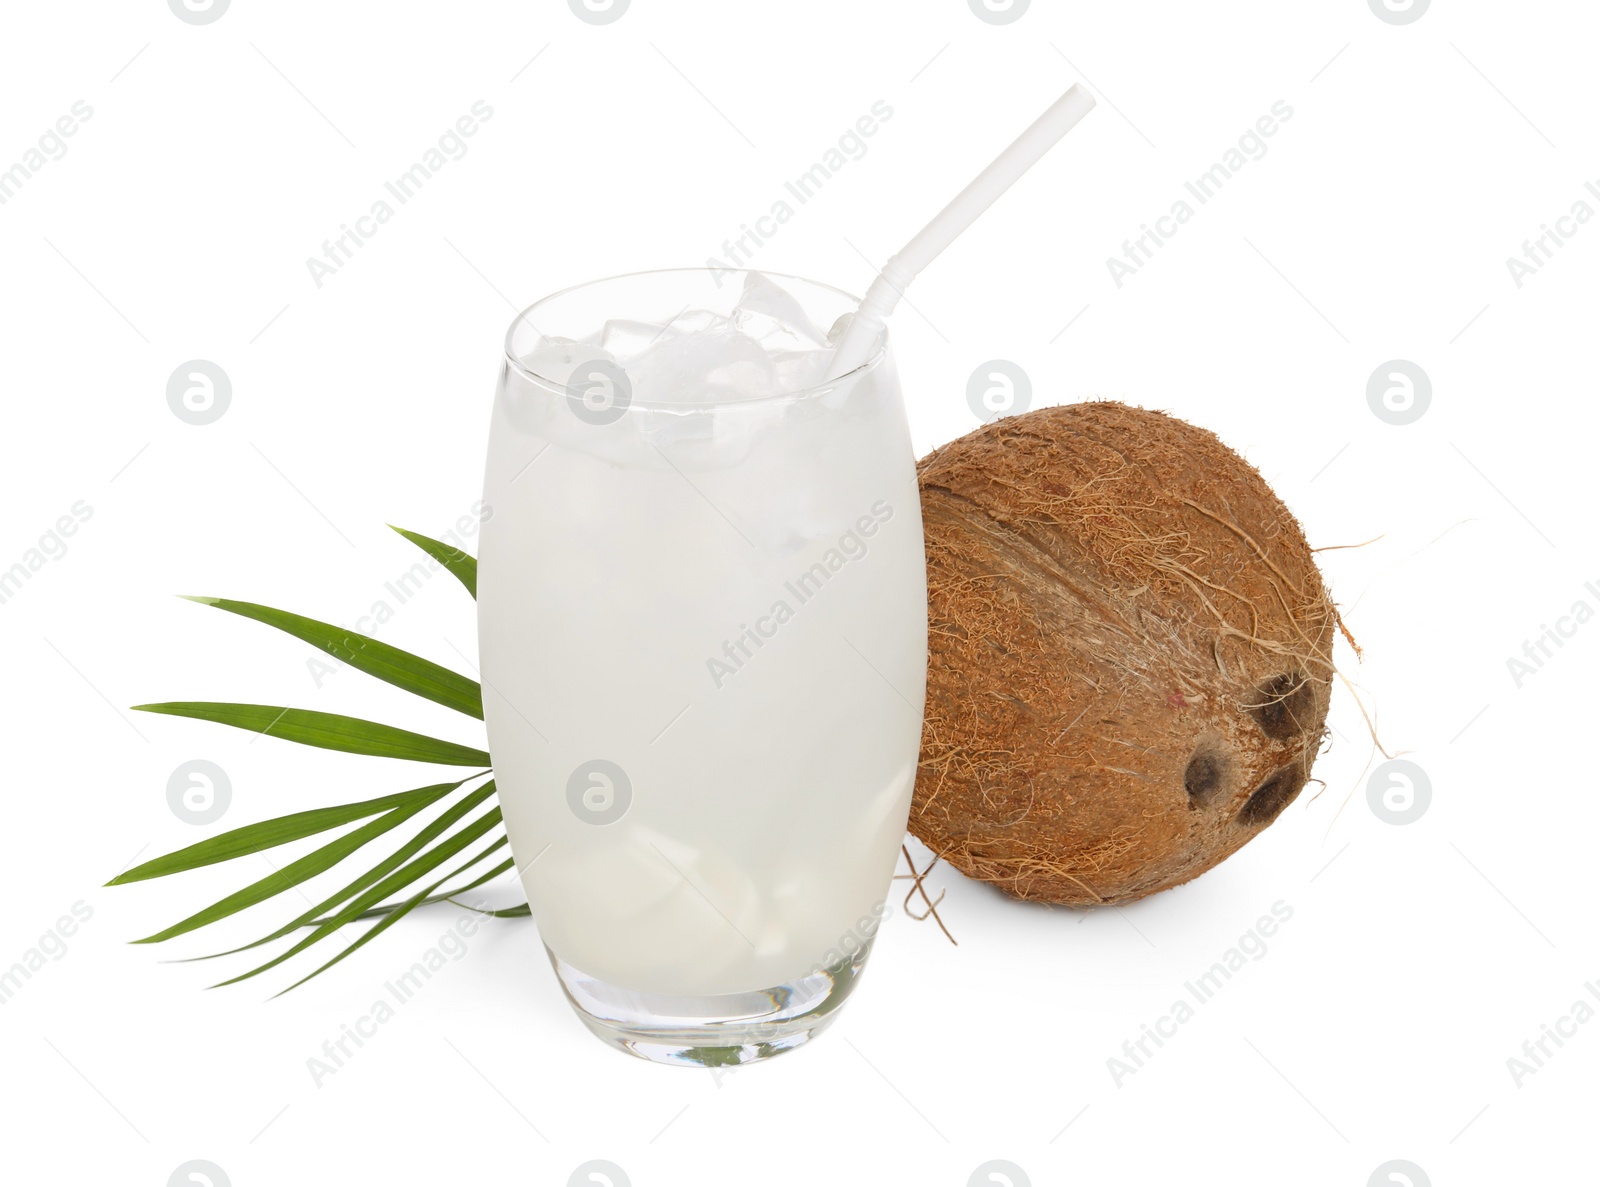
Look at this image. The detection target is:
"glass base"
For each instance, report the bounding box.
[548,939,874,1067]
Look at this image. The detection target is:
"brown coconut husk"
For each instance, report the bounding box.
[911,401,1343,906]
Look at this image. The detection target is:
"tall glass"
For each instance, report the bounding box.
[477,270,927,1065]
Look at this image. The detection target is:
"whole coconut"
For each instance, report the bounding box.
[912,401,1340,905]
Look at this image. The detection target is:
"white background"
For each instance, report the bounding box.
[1,1,1595,1184]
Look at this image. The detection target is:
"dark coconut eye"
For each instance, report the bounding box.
[1184,749,1224,806]
[1236,765,1305,826]
[1247,673,1317,741]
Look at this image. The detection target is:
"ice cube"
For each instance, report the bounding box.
[769,348,830,393]
[593,319,670,358]
[663,308,734,337]
[639,391,778,471]
[628,328,776,405]
[733,271,830,350]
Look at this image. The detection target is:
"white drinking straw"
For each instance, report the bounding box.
[827,84,1097,379]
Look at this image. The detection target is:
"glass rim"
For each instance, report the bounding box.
[502,267,887,409]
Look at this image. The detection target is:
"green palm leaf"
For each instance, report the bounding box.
[390,525,478,598]
[108,781,470,886]
[116,528,524,993]
[183,780,501,961]
[272,837,510,996]
[320,855,524,922]
[131,703,489,766]
[133,786,462,944]
[179,597,482,719]
[213,801,505,988]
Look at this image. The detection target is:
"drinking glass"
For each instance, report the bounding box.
[477,269,927,1065]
